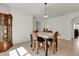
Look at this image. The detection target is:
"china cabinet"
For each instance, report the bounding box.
[0,13,13,52]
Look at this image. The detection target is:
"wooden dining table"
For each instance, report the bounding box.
[37,32,52,56]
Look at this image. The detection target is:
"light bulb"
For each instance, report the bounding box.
[44,14,48,18]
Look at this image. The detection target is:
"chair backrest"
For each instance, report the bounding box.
[51,31,58,42]
[32,31,37,41]
[54,32,58,39]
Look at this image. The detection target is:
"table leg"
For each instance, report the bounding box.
[56,40,57,51]
[45,38,48,56]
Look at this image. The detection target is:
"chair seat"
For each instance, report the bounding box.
[47,38,53,41]
[37,36,45,42]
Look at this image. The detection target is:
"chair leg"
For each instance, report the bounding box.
[32,41,35,51]
[56,41,57,51]
[36,41,38,54]
[53,45,56,54]
[31,41,32,47]
[56,48,57,51]
[43,43,45,51]
[50,41,53,46]
[52,42,56,54]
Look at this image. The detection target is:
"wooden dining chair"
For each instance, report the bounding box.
[52,31,58,54]
[31,31,45,54]
[31,31,37,51]
[47,31,58,54]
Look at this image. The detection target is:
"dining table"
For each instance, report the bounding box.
[37,32,52,56]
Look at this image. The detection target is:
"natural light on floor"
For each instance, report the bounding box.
[9,47,31,56]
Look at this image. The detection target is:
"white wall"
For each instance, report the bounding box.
[11,9,33,44]
[33,17,43,31]
[33,16,37,31]
[0,4,10,14]
[0,4,33,44]
[42,12,79,41]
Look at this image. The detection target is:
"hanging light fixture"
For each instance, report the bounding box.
[44,3,48,18]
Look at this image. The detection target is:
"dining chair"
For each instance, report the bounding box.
[53,31,58,54]
[31,31,37,51]
[31,31,45,54]
[47,31,58,54]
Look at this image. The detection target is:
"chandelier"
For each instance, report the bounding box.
[44,3,48,18]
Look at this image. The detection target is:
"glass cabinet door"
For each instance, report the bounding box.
[4,19,7,25]
[8,18,12,41]
[3,26,7,40]
[0,18,2,25]
[8,19,11,25]
[0,26,2,41]
[0,18,1,41]
[8,26,12,41]
[0,18,2,41]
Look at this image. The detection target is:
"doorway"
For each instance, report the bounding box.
[72,16,79,39]
[74,23,79,38]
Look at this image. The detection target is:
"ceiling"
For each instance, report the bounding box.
[4,3,79,19]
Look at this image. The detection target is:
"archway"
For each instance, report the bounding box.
[71,16,79,39]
